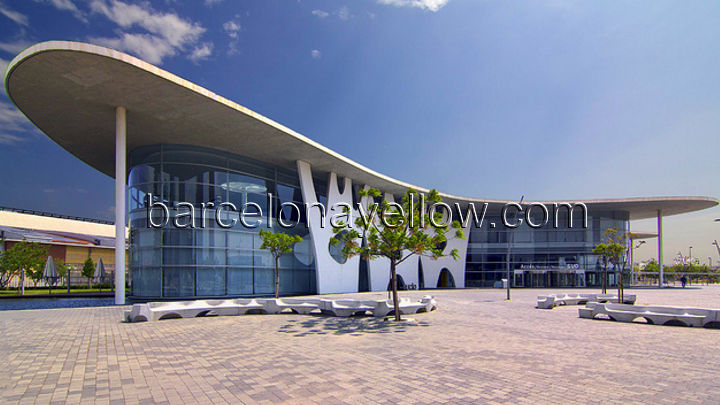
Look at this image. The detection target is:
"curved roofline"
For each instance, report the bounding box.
[5,41,718,219]
[4,41,427,193]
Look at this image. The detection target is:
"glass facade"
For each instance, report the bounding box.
[128,145,315,300]
[464,208,629,288]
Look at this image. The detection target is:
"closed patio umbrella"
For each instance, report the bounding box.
[94,258,106,291]
[43,256,58,294]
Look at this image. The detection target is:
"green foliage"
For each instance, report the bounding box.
[259,229,303,298]
[54,258,71,279]
[592,227,632,294]
[331,187,464,320]
[0,241,47,288]
[330,188,464,264]
[259,229,303,258]
[643,259,659,273]
[592,228,630,267]
[81,257,95,280]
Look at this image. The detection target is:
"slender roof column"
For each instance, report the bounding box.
[657,209,663,288]
[115,106,126,305]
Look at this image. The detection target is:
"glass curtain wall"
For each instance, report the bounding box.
[127,144,315,300]
[465,209,629,288]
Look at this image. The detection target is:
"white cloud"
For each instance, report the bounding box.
[0,101,27,132]
[337,6,351,21]
[89,0,208,64]
[0,2,29,26]
[90,33,175,64]
[0,57,8,76]
[0,100,32,145]
[377,0,449,12]
[189,42,212,63]
[204,0,223,5]
[223,20,240,39]
[311,9,329,19]
[35,0,87,22]
[311,49,322,59]
[0,39,31,54]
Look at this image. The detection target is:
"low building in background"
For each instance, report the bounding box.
[0,207,126,288]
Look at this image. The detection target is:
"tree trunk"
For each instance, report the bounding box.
[601,259,607,294]
[391,260,401,321]
[617,264,623,303]
[274,256,280,299]
[20,268,25,295]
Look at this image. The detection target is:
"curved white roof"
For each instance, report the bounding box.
[5,41,717,219]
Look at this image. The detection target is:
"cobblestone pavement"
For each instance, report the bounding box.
[2,286,720,404]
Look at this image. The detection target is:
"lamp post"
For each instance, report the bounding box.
[506,196,524,301]
[631,240,646,285]
[689,246,693,260]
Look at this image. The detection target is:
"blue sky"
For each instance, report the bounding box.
[0,0,719,264]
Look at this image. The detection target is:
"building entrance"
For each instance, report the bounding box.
[513,268,586,288]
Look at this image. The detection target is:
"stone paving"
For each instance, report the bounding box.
[2,286,720,404]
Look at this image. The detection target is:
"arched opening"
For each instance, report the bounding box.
[663,319,688,327]
[418,259,425,290]
[437,268,455,288]
[158,312,182,320]
[632,317,652,325]
[387,274,406,290]
[358,256,370,292]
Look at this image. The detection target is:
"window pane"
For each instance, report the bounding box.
[227,267,253,295]
[253,268,274,295]
[163,267,195,297]
[196,267,226,296]
[131,267,161,297]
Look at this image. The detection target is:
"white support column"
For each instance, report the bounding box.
[657,209,663,288]
[115,106,126,305]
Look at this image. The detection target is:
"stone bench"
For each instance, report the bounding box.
[537,293,636,309]
[125,296,437,322]
[579,302,720,328]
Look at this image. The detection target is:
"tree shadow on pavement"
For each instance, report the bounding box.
[278,315,431,337]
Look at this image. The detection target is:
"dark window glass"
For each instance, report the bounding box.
[163,267,195,297]
[196,267,226,296]
[227,267,253,295]
[131,267,161,297]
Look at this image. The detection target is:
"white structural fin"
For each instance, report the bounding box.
[297,160,360,294]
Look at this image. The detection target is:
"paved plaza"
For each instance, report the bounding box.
[2,286,720,404]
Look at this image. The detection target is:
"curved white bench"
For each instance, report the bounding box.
[579,302,720,328]
[537,293,636,309]
[125,296,437,322]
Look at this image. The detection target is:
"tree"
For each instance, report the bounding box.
[258,229,303,299]
[593,228,631,299]
[54,258,72,291]
[0,241,47,294]
[331,188,464,321]
[82,257,95,288]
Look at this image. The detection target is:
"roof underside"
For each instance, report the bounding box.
[5,41,717,220]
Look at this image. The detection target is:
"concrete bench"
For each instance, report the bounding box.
[320,300,375,317]
[260,298,320,315]
[579,302,720,328]
[371,296,437,317]
[125,296,437,322]
[537,293,636,309]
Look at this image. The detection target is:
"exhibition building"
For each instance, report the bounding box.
[5,42,717,304]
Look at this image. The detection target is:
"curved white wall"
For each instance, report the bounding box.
[297,160,469,295]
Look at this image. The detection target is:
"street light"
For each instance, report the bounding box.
[689,246,693,259]
[506,195,524,301]
[630,240,646,285]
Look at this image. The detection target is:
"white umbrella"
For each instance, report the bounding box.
[43,256,58,292]
[93,258,106,282]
